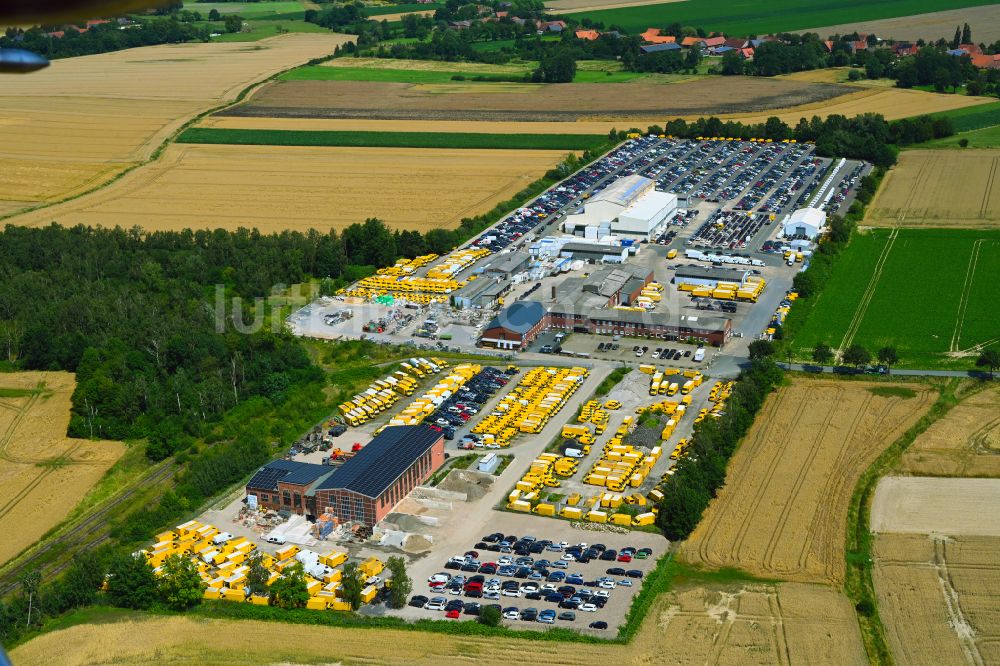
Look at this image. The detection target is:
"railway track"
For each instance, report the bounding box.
[0,461,176,596]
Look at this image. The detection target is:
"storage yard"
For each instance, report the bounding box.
[0,372,124,566]
[680,379,934,585]
[290,134,863,363]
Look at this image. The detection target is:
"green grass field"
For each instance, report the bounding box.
[185,1,305,18]
[280,60,647,83]
[929,100,1000,132]
[791,228,1000,368]
[177,127,606,150]
[278,64,530,83]
[205,20,329,41]
[567,0,998,38]
[922,125,1000,149]
[362,2,442,15]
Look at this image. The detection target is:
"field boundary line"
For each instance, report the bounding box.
[770,591,793,666]
[933,537,985,666]
[950,238,983,352]
[980,156,998,219]
[760,386,845,580]
[693,385,791,568]
[838,228,898,356]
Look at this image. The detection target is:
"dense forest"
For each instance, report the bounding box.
[1,19,210,59]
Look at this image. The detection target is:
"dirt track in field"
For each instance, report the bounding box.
[0,372,123,566]
[228,77,854,122]
[680,379,934,585]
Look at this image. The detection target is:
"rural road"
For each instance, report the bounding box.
[777,362,994,379]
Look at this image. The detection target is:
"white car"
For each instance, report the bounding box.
[522,583,540,593]
[447,556,466,565]
[498,556,514,566]
[561,553,576,561]
[484,584,501,594]
[428,573,451,583]
[579,603,598,612]
[540,583,558,593]
[617,579,633,587]
[501,588,522,597]
[366,576,383,586]
[503,609,520,620]
[594,589,611,598]
[424,597,447,610]
[598,580,616,590]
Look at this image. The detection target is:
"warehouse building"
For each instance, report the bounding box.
[452,276,509,309]
[245,460,333,520]
[480,251,531,279]
[550,265,653,313]
[562,175,677,241]
[673,266,750,289]
[480,300,547,350]
[783,207,826,239]
[559,242,629,264]
[244,425,445,526]
[311,425,445,526]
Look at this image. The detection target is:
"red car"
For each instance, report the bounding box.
[617,553,632,563]
[445,609,461,619]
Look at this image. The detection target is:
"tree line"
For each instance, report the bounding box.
[1,18,210,59]
[656,358,783,539]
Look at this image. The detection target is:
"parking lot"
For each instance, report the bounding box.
[394,510,666,634]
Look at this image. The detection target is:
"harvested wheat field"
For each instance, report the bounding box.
[0,372,123,566]
[867,149,1000,228]
[6,143,567,233]
[681,379,934,585]
[899,386,1000,477]
[801,5,1000,44]
[871,476,1000,535]
[198,115,636,134]
[10,579,865,666]
[230,76,853,121]
[874,531,1000,662]
[0,33,348,216]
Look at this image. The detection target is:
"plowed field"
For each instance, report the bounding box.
[0,372,123,566]
[680,379,934,585]
[0,33,348,216]
[4,143,568,233]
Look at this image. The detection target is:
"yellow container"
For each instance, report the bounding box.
[560,506,583,519]
[533,503,555,516]
[585,510,608,523]
[610,513,633,526]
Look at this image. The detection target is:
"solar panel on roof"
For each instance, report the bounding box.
[317,425,442,498]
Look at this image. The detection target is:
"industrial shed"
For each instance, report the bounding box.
[783,207,826,239]
[673,266,750,288]
[452,276,509,309]
[559,242,629,264]
[310,425,445,526]
[480,300,547,350]
[562,175,677,241]
[245,460,333,519]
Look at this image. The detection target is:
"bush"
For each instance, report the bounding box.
[959,137,969,147]
[478,605,502,626]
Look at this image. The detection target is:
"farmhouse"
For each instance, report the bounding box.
[562,175,677,241]
[245,425,445,525]
[783,207,826,239]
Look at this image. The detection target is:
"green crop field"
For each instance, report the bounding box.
[177,127,606,150]
[923,125,1000,149]
[363,2,443,15]
[567,0,998,38]
[928,100,1000,132]
[790,228,1000,369]
[185,1,306,18]
[279,61,645,83]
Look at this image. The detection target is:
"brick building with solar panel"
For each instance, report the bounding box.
[245,424,445,526]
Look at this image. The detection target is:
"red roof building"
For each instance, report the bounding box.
[680,36,701,47]
[575,29,600,41]
[640,28,676,44]
[971,53,1000,69]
